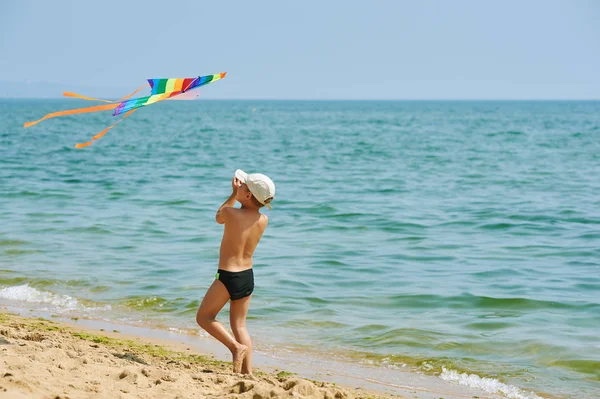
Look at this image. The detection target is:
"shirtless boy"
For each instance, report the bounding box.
[196,169,275,374]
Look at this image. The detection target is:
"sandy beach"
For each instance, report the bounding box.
[0,311,401,399]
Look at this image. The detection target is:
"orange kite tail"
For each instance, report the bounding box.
[24,84,149,128]
[62,84,148,103]
[23,103,119,128]
[62,92,114,103]
[75,109,137,149]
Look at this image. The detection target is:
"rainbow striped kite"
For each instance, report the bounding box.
[24,72,226,148]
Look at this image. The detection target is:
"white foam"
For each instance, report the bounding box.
[0,284,110,313]
[439,367,542,399]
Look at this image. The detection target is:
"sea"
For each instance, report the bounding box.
[1,99,599,399]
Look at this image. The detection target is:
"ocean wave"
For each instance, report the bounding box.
[0,284,110,313]
[440,367,542,399]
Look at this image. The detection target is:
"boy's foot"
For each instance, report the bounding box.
[232,345,248,373]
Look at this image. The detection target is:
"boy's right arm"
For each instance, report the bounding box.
[215,177,241,224]
[216,194,236,224]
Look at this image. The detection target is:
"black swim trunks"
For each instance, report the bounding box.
[216,269,254,300]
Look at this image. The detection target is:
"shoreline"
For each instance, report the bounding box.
[0,307,511,399]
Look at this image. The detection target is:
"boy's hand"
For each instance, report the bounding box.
[232,177,242,193]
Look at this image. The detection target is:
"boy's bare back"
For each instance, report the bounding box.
[217,207,268,272]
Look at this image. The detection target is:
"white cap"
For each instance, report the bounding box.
[234,169,275,210]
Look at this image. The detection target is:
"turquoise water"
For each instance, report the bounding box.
[1,99,599,398]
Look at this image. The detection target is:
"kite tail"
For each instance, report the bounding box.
[24,103,119,128]
[75,109,137,149]
[62,92,114,102]
[24,84,149,128]
[63,84,148,103]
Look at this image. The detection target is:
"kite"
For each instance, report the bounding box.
[23,72,227,148]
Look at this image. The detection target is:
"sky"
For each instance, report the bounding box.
[1,0,599,100]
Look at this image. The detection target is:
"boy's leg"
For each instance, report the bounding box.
[196,280,247,370]
[230,294,252,374]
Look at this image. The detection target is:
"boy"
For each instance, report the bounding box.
[196,169,275,375]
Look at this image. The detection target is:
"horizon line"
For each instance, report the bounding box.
[1,97,599,102]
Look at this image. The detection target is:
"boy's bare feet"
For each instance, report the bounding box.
[232,344,248,373]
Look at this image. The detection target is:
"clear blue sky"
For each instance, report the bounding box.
[1,0,599,99]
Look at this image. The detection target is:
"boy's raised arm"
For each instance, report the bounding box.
[215,177,241,224]
[216,195,235,224]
